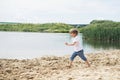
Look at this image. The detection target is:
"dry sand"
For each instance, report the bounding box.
[0,50,120,80]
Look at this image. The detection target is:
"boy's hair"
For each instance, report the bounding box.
[69,28,78,35]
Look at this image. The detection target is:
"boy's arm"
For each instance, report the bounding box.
[65,42,77,46]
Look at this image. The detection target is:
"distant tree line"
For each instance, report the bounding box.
[0,20,120,42]
[0,23,73,33]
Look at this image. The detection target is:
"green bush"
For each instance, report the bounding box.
[0,23,73,33]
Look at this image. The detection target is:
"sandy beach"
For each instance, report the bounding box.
[0,50,120,80]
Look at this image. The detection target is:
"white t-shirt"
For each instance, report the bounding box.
[72,36,83,52]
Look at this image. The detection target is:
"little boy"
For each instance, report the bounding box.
[65,28,90,67]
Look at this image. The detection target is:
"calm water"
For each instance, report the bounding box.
[0,32,119,59]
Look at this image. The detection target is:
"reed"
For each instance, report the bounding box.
[81,20,120,42]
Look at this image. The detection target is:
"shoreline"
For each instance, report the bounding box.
[0,50,120,80]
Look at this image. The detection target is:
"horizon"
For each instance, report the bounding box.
[0,19,119,24]
[0,0,120,24]
[0,21,89,25]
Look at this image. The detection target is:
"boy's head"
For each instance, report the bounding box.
[69,28,78,37]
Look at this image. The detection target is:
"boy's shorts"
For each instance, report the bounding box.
[70,49,87,61]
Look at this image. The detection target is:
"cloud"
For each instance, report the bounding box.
[0,0,120,23]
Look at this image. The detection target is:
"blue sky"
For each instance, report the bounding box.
[0,0,120,24]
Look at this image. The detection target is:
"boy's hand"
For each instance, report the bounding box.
[65,42,76,46]
[65,42,68,45]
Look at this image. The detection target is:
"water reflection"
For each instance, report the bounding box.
[83,39,120,49]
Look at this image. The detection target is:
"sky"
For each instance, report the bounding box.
[0,0,120,24]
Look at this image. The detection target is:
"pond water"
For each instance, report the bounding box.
[0,32,119,59]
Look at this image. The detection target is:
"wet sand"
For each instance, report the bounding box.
[0,50,120,80]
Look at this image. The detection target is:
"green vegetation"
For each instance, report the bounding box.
[0,23,73,33]
[81,20,120,42]
[0,20,120,42]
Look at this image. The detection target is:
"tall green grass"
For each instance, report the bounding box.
[0,23,73,33]
[81,20,120,42]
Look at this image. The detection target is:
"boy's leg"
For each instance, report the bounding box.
[70,61,73,67]
[85,60,90,67]
[78,50,90,67]
[70,52,77,67]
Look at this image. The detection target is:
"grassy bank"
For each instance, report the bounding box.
[0,23,73,33]
[81,20,120,42]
